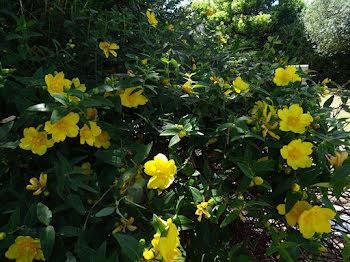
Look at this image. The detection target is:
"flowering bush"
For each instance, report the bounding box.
[1,1,350,261]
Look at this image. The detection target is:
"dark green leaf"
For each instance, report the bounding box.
[52,93,69,106]
[37,202,52,226]
[113,233,142,261]
[323,95,334,108]
[220,209,240,228]
[40,225,55,259]
[0,121,14,140]
[133,142,153,164]
[95,207,115,217]
[189,186,203,202]
[237,162,254,179]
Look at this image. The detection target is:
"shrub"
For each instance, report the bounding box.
[1,1,350,261]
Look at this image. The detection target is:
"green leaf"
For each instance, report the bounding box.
[37,203,52,226]
[161,57,169,63]
[40,225,55,259]
[65,252,77,262]
[220,209,240,228]
[285,191,302,213]
[323,95,334,108]
[80,96,114,108]
[169,135,181,148]
[331,164,350,183]
[52,93,69,106]
[133,142,153,164]
[95,207,115,217]
[170,58,179,69]
[26,103,58,112]
[50,108,69,124]
[113,233,142,261]
[58,226,82,237]
[95,149,124,167]
[173,215,194,231]
[66,194,85,215]
[237,162,254,179]
[343,245,350,262]
[0,121,14,140]
[189,186,203,202]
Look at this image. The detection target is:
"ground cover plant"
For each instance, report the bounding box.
[1,1,350,261]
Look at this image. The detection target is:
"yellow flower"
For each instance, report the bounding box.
[26,173,47,195]
[195,202,211,222]
[192,64,197,71]
[183,80,193,94]
[45,72,72,96]
[144,153,177,190]
[292,183,300,192]
[298,206,335,239]
[5,236,45,262]
[146,11,158,27]
[99,42,120,58]
[112,217,137,233]
[253,176,263,185]
[79,121,102,146]
[72,77,86,92]
[205,8,214,16]
[277,200,312,226]
[19,126,55,156]
[86,108,98,121]
[142,59,148,65]
[74,162,93,175]
[326,151,348,167]
[168,24,174,31]
[158,219,183,262]
[273,66,301,86]
[280,139,313,170]
[44,112,80,142]
[119,86,148,108]
[218,35,227,44]
[94,130,111,149]
[232,77,249,94]
[278,104,313,134]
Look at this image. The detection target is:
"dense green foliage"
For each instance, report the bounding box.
[1,1,350,262]
[302,0,350,55]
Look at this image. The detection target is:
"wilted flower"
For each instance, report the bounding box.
[326,151,348,167]
[26,173,47,195]
[99,42,120,58]
[112,217,137,233]
[195,202,211,222]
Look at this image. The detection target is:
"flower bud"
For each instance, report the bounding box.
[208,199,215,206]
[178,131,185,138]
[177,125,183,130]
[188,179,194,185]
[253,176,263,186]
[92,88,99,94]
[292,183,300,192]
[284,167,292,174]
[0,232,6,240]
[139,238,146,246]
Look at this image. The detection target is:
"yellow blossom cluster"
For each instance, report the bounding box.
[273,66,301,86]
[277,201,335,239]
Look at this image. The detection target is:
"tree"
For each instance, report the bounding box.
[302,0,350,55]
